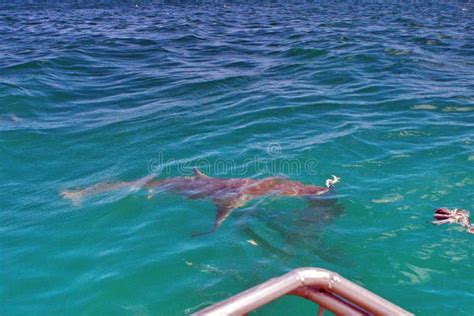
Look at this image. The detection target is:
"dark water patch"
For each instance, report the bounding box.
[345,53,380,63]
[350,84,396,96]
[264,63,306,76]
[284,47,328,59]
[161,75,256,99]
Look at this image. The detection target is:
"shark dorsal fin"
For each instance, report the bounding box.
[193,168,209,178]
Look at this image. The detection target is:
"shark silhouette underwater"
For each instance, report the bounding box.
[61,168,340,235]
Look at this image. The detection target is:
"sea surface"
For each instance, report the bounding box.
[1,2,474,315]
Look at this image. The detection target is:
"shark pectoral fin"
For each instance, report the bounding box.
[192,196,247,237]
[214,204,236,231]
[193,167,209,178]
[214,195,250,230]
[191,204,236,237]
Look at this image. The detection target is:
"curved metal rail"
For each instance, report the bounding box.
[194,267,412,316]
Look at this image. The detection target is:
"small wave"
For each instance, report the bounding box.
[372,193,404,204]
[412,104,437,110]
[442,106,473,112]
[174,34,206,43]
[2,59,47,71]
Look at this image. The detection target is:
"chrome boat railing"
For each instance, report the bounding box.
[194,267,412,316]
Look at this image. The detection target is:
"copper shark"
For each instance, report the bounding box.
[61,168,340,235]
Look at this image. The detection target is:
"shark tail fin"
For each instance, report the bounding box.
[61,173,158,205]
[60,190,84,206]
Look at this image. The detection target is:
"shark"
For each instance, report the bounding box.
[61,168,340,235]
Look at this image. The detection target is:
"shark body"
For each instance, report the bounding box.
[62,168,339,235]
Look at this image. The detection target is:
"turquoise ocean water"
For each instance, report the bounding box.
[1,2,473,315]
